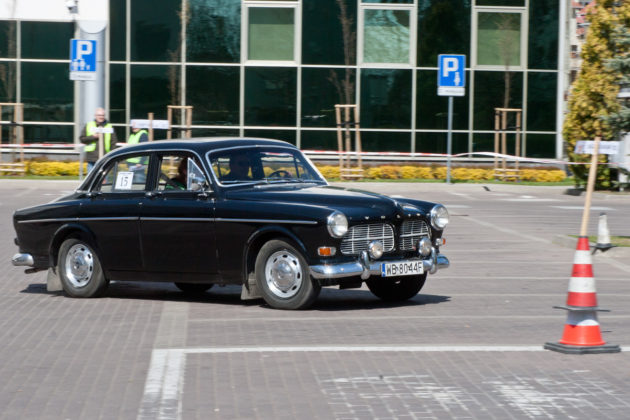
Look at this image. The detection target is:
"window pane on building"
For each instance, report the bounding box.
[0,21,16,58]
[130,65,180,133]
[528,0,558,70]
[248,7,294,61]
[21,62,73,122]
[361,131,410,152]
[131,0,181,62]
[110,64,126,124]
[244,129,296,145]
[186,66,239,125]
[24,125,73,144]
[360,69,411,129]
[477,12,521,67]
[363,9,410,64]
[417,0,470,67]
[473,70,523,131]
[302,67,355,128]
[416,131,468,154]
[300,130,338,151]
[524,133,555,158]
[476,0,525,6]
[110,0,126,61]
[527,72,556,131]
[21,22,73,59]
[187,0,240,63]
[303,0,356,65]
[245,67,296,126]
[416,69,469,130]
[0,62,16,102]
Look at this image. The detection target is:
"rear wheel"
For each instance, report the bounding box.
[255,239,320,310]
[366,274,427,302]
[58,238,109,298]
[174,283,213,293]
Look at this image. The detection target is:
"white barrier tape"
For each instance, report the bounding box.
[0,144,621,168]
[304,149,622,167]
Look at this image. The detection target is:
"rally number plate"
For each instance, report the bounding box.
[381,261,424,277]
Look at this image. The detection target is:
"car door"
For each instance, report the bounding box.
[140,153,217,275]
[79,152,151,274]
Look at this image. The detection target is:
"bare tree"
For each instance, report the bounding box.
[496,13,520,109]
[328,0,356,105]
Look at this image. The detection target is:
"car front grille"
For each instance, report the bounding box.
[340,223,395,255]
[399,220,430,251]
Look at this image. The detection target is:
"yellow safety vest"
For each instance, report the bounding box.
[84,121,112,153]
[126,130,147,164]
[127,129,148,145]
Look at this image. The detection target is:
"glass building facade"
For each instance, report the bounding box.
[0,0,561,158]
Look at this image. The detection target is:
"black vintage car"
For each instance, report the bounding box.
[12,138,449,309]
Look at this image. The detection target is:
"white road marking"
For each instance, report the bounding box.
[138,345,627,420]
[551,206,614,211]
[501,198,560,202]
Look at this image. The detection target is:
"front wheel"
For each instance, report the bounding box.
[366,274,427,302]
[58,238,109,298]
[255,239,320,310]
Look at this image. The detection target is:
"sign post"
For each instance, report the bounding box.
[70,39,97,81]
[438,54,466,184]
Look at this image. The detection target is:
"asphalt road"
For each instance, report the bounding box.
[1,180,629,420]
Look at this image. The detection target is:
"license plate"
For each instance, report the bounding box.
[381,261,424,277]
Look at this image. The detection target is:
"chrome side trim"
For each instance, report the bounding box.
[18,217,78,224]
[79,217,139,221]
[18,216,139,224]
[12,253,34,267]
[18,216,316,225]
[141,217,214,222]
[215,218,317,225]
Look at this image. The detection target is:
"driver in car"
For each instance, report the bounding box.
[223,153,251,181]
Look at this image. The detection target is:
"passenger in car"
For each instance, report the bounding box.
[166,159,187,190]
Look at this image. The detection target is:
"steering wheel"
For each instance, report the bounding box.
[268,170,291,179]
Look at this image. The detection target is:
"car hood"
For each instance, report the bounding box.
[223,185,433,222]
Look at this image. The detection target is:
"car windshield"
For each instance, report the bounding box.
[209,147,325,185]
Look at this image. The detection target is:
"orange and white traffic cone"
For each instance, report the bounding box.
[545,236,620,354]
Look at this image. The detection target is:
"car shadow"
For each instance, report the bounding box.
[21,282,451,311]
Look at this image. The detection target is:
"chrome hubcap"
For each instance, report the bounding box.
[265,250,302,298]
[64,244,94,288]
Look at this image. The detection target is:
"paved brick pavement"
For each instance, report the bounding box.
[1,180,629,420]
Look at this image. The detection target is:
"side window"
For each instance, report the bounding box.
[98,154,150,193]
[157,155,209,192]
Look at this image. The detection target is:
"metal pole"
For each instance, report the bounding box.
[446,96,453,184]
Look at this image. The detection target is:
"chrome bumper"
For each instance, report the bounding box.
[12,253,34,267]
[310,248,449,280]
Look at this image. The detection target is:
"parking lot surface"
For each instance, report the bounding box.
[1,180,629,419]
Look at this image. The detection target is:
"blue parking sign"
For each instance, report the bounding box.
[438,54,465,96]
[70,39,97,81]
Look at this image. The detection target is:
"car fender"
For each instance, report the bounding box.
[242,225,309,286]
[49,223,100,268]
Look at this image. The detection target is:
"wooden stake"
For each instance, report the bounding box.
[579,136,601,237]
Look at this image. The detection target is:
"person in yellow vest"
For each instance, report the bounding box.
[127,120,149,145]
[126,120,150,182]
[79,108,118,173]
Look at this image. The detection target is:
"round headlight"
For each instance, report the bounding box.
[430,205,449,230]
[327,211,348,238]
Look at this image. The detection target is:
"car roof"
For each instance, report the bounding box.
[108,137,296,158]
